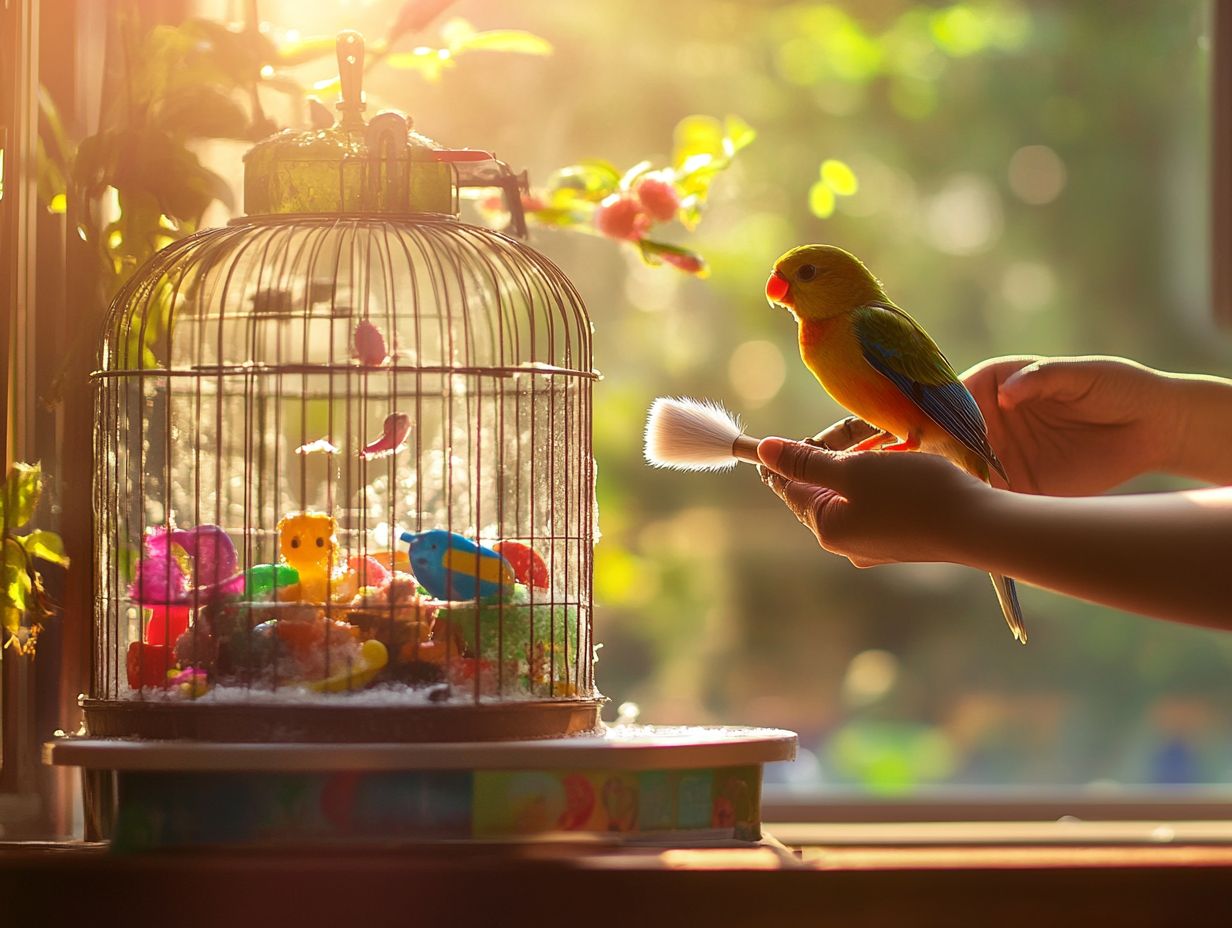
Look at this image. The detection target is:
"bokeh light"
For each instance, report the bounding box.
[924,173,1003,255]
[842,649,900,708]
[728,339,787,408]
[1000,260,1057,313]
[1008,144,1068,205]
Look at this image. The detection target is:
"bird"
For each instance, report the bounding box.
[399,529,515,601]
[765,244,1027,644]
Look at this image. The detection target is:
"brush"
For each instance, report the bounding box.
[643,397,763,471]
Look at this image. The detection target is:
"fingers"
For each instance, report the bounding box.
[807,416,878,452]
[998,356,1120,409]
[759,465,890,567]
[959,356,1043,411]
[998,362,1050,408]
[959,355,1043,383]
[759,466,841,543]
[757,437,851,492]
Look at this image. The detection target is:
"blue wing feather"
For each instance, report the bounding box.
[855,304,1006,480]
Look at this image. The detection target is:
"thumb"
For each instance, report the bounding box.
[757,437,850,492]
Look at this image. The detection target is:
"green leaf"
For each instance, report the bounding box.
[526,205,591,228]
[453,29,553,56]
[180,18,278,88]
[724,114,757,154]
[675,159,723,199]
[20,531,69,568]
[672,114,725,170]
[386,47,455,81]
[74,128,235,226]
[1,539,32,613]
[546,162,621,202]
[637,239,709,277]
[2,605,21,641]
[821,159,859,196]
[155,85,252,140]
[132,24,206,109]
[275,34,337,66]
[809,180,836,218]
[1,463,42,531]
[677,193,705,231]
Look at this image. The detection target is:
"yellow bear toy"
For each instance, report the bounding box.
[277,511,341,604]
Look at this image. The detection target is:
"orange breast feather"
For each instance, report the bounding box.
[799,316,927,441]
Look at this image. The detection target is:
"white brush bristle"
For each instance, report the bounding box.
[644,397,744,471]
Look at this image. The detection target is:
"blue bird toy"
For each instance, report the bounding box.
[399,529,515,601]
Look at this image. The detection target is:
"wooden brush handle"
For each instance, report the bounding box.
[731,434,762,465]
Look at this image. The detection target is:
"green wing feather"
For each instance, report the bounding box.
[852,303,1006,479]
[851,303,957,385]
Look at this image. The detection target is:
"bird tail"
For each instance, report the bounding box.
[957,455,1027,644]
[990,573,1028,644]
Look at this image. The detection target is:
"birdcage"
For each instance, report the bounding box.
[85,33,600,742]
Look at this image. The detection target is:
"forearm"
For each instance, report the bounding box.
[1164,373,1232,485]
[954,487,1232,629]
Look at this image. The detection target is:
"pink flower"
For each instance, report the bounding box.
[595,195,650,241]
[636,174,680,222]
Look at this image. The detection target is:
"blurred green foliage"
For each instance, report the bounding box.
[1,463,69,656]
[103,0,1232,789]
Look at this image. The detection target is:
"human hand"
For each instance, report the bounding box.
[756,435,992,568]
[962,356,1179,496]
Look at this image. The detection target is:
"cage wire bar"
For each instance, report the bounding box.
[88,200,600,742]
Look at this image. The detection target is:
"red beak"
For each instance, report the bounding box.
[766,269,790,304]
[763,267,793,304]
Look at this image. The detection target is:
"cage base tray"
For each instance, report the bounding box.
[80,696,603,743]
[47,725,796,849]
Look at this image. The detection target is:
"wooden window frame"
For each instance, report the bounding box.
[1,1,1230,840]
[1214,1,1232,325]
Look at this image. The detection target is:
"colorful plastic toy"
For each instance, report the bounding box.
[360,412,411,459]
[492,541,550,590]
[308,639,389,693]
[277,511,340,603]
[348,555,390,590]
[242,564,300,601]
[126,641,174,690]
[130,524,244,609]
[144,605,191,646]
[399,530,514,601]
[167,667,210,698]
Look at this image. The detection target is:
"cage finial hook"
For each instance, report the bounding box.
[336,30,367,130]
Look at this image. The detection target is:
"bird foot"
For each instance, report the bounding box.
[851,431,892,452]
[881,436,921,452]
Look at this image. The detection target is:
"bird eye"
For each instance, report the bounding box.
[796,264,817,282]
[290,537,300,549]
[316,537,325,548]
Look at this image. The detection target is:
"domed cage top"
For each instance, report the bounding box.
[87,37,600,742]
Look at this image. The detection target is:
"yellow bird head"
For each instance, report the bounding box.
[766,244,888,321]
[277,510,339,577]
